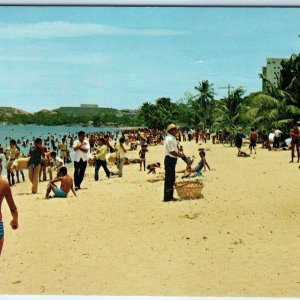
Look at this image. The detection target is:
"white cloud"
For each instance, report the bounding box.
[195,60,204,63]
[0,21,190,38]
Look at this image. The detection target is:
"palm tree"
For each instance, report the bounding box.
[257,53,300,132]
[213,87,246,138]
[193,80,215,128]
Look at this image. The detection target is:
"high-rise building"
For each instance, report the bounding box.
[262,58,288,92]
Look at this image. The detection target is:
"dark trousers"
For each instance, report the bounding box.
[164,156,177,201]
[94,159,110,180]
[74,159,87,188]
[273,136,280,148]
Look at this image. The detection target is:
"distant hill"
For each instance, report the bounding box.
[54,106,138,116]
[0,106,30,118]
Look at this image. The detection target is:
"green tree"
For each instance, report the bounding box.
[213,87,246,134]
[193,80,215,128]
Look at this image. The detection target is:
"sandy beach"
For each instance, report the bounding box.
[1,140,300,296]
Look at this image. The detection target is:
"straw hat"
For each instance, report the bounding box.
[166,123,177,132]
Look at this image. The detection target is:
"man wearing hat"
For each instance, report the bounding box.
[163,124,185,202]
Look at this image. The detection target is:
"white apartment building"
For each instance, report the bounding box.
[262,58,288,92]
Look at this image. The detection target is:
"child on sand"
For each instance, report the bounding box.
[139,144,148,171]
[249,127,258,155]
[147,162,161,174]
[192,150,211,177]
[45,167,76,199]
[177,151,211,177]
[238,151,250,157]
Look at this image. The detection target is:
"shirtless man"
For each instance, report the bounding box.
[0,178,18,255]
[45,167,76,199]
[139,144,148,171]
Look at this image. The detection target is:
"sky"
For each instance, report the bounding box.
[0,6,299,112]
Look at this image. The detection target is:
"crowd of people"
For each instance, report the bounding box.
[1,123,299,255]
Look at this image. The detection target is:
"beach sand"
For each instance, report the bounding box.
[1,140,300,296]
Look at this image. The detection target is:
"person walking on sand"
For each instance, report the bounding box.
[163,123,185,202]
[73,131,90,191]
[249,128,258,155]
[0,177,18,255]
[4,139,20,186]
[45,166,76,199]
[94,138,110,181]
[28,138,45,194]
[235,127,245,156]
[58,137,69,164]
[115,137,127,177]
[290,122,300,163]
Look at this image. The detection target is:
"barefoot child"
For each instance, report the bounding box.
[45,166,76,199]
[249,127,258,155]
[147,162,161,174]
[139,144,148,171]
[176,151,211,177]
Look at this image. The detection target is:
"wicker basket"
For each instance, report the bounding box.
[175,179,204,199]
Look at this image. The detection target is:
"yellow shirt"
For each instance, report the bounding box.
[5,146,19,160]
[115,143,126,159]
[96,145,107,161]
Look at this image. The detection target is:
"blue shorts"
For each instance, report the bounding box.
[54,188,67,198]
[0,221,4,239]
[195,163,203,173]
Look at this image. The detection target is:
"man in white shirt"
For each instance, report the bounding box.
[163,124,185,202]
[273,128,283,148]
[73,131,90,190]
[48,151,64,180]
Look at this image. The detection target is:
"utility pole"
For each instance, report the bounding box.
[218,84,234,97]
[218,84,246,98]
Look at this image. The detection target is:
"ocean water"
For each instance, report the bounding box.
[0,125,118,148]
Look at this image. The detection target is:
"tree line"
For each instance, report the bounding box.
[3,52,300,132]
[4,111,141,127]
[139,53,300,136]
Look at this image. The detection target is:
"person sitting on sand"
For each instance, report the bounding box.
[147,162,161,174]
[45,167,76,199]
[237,151,250,157]
[139,144,148,171]
[0,177,18,255]
[177,151,211,177]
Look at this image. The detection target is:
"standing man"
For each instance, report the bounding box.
[163,124,185,202]
[28,138,45,194]
[273,128,282,148]
[290,123,299,163]
[0,178,18,255]
[73,131,90,191]
[115,137,127,177]
[235,127,245,156]
[94,138,110,181]
[5,139,20,186]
